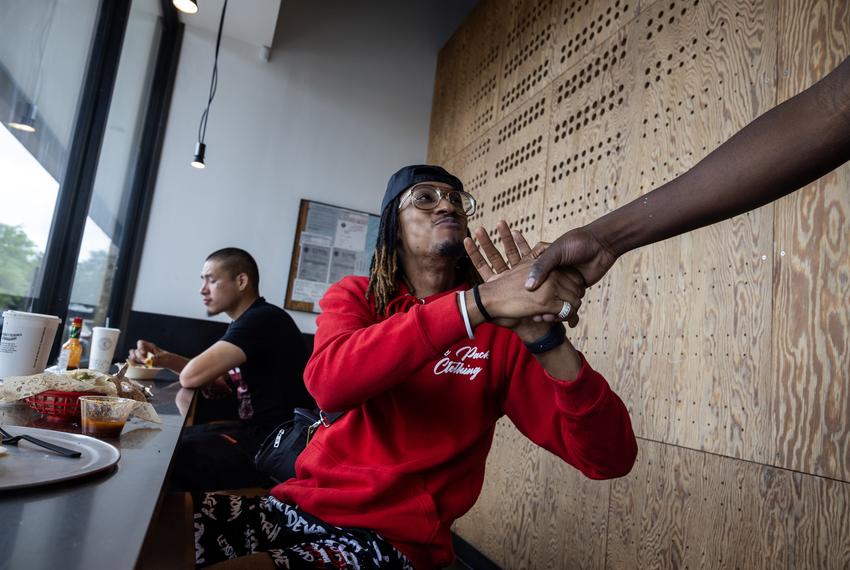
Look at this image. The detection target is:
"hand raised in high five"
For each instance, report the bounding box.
[463,220,582,329]
[464,220,547,279]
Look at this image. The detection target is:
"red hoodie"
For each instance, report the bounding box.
[271,276,637,568]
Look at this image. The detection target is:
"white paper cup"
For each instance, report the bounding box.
[0,311,62,379]
[89,327,121,374]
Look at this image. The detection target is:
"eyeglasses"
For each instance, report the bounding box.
[398,184,477,216]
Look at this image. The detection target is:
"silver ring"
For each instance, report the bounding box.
[558,301,572,320]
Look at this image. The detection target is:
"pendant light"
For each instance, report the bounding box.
[8,1,57,133]
[8,103,37,133]
[191,0,227,169]
[173,0,199,15]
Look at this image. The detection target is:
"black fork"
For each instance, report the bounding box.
[0,426,82,458]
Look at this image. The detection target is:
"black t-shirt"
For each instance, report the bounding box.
[220,297,314,428]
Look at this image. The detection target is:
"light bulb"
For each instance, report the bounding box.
[173,0,198,15]
[191,141,206,168]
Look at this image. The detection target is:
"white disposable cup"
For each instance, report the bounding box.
[89,327,121,373]
[0,311,62,378]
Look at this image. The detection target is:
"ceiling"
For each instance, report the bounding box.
[176,0,478,52]
[177,0,281,48]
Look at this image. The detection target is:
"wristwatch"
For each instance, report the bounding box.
[523,323,567,354]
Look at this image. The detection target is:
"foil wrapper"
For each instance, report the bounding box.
[0,369,161,423]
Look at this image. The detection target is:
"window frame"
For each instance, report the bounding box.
[26,0,181,360]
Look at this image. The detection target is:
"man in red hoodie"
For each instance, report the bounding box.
[192,165,637,569]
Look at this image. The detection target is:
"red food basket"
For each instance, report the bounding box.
[25,390,100,422]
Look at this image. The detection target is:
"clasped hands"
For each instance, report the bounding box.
[463,220,584,341]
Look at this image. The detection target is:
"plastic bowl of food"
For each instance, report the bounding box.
[123,365,164,380]
[79,395,136,438]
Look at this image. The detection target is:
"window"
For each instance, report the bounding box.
[0,0,100,313]
[0,0,180,361]
[65,0,163,335]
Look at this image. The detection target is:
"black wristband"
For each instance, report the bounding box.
[523,323,567,354]
[472,284,493,321]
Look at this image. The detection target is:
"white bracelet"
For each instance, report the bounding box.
[457,291,475,340]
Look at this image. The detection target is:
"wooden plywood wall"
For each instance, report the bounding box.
[428,0,850,567]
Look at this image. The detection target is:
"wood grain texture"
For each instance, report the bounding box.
[770,0,850,482]
[607,439,850,569]
[431,0,850,565]
[541,25,639,426]
[456,0,508,155]
[454,419,610,570]
[428,0,507,164]
[428,28,466,165]
[473,85,552,247]
[496,0,558,121]
[618,0,778,464]
[791,469,850,568]
[551,0,642,79]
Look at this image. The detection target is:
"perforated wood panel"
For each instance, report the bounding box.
[477,87,552,246]
[457,0,508,155]
[496,0,557,120]
[428,31,466,166]
[542,24,640,422]
[430,1,507,164]
[623,0,779,465]
[551,0,640,78]
[770,0,850,481]
[443,133,493,233]
[430,0,850,565]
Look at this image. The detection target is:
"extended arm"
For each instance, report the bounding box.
[307,270,589,411]
[179,340,245,388]
[129,339,190,373]
[528,54,850,288]
[503,346,638,479]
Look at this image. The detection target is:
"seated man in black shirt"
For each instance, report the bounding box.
[128,247,314,491]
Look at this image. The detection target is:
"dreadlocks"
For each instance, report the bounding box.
[366,195,482,317]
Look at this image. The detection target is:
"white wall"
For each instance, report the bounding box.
[132,0,476,333]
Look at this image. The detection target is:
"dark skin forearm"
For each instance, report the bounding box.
[527,55,850,289]
[595,54,850,257]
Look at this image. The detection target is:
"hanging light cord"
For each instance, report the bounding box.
[32,0,58,104]
[197,0,228,144]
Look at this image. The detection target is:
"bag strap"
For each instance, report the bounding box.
[319,410,343,427]
[305,409,345,444]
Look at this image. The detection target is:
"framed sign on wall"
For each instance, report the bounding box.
[284,199,380,313]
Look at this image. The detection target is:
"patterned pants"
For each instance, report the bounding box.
[193,493,414,570]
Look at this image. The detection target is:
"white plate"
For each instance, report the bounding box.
[123,366,164,380]
[0,426,120,491]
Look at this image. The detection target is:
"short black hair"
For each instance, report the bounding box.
[206,247,260,293]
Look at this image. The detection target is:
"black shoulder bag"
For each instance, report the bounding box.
[254,407,343,484]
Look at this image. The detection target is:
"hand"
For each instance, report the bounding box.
[525,226,619,290]
[465,220,539,329]
[201,374,233,399]
[128,340,163,366]
[477,263,585,339]
[464,220,549,281]
[464,220,579,327]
